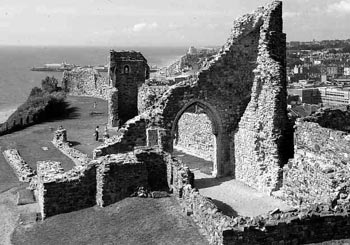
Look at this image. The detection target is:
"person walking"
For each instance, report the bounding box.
[94,126,99,141]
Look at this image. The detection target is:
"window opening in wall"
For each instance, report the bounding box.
[124,65,130,74]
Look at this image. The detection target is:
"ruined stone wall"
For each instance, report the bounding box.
[179,177,350,245]
[2,149,36,182]
[280,119,350,207]
[96,148,170,207]
[95,153,148,207]
[62,67,111,100]
[175,112,215,161]
[37,161,97,219]
[93,115,147,158]
[52,128,90,166]
[137,84,169,114]
[234,1,287,193]
[108,87,118,127]
[139,1,288,180]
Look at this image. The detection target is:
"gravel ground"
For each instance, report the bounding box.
[173,149,291,217]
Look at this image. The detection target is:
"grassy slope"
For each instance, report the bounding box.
[12,197,208,245]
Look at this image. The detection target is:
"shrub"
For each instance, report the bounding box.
[1,80,68,135]
[41,76,59,93]
[29,87,43,97]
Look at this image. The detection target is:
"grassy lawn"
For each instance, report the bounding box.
[12,197,208,245]
[0,96,114,193]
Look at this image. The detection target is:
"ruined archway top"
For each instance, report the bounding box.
[171,99,222,136]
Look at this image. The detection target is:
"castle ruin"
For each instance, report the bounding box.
[9,1,350,244]
[96,0,288,193]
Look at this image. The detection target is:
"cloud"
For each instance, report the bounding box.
[0,6,24,18]
[283,11,301,19]
[36,6,77,15]
[328,0,350,13]
[132,22,158,32]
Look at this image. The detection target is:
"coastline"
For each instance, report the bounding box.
[0,108,16,124]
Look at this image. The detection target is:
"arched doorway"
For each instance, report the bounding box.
[170,100,223,177]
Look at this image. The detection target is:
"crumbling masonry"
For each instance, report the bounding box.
[96,0,288,193]
[29,1,350,244]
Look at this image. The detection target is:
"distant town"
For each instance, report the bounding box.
[286,39,350,117]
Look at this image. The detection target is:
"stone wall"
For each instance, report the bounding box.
[178,178,350,245]
[52,128,90,166]
[96,148,170,207]
[132,1,288,182]
[234,1,288,193]
[93,115,147,158]
[134,148,169,191]
[137,84,169,114]
[280,118,350,207]
[95,153,148,207]
[2,149,36,182]
[62,67,111,100]
[108,87,119,127]
[175,112,215,161]
[37,161,97,219]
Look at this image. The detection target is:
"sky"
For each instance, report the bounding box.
[0,0,349,47]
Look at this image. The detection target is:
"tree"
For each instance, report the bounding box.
[29,87,43,97]
[41,76,59,93]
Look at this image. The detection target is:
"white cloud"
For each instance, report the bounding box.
[283,11,300,19]
[328,0,350,13]
[0,6,24,18]
[36,6,77,15]
[132,22,158,32]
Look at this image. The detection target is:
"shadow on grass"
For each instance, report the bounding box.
[211,198,238,217]
[47,101,81,121]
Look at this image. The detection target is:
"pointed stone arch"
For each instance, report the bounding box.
[170,99,224,177]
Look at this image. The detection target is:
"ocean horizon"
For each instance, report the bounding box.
[0,45,188,122]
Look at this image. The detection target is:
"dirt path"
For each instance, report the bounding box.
[194,171,290,217]
[0,187,39,245]
[173,150,290,217]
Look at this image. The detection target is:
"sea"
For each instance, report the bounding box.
[0,46,187,122]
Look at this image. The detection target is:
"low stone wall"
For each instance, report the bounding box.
[2,149,36,182]
[175,112,215,161]
[93,116,147,158]
[179,182,350,244]
[96,148,172,207]
[134,148,169,191]
[280,119,350,207]
[62,67,111,100]
[37,161,97,219]
[95,153,148,207]
[52,127,91,166]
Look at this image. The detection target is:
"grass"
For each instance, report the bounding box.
[0,96,115,193]
[11,197,208,245]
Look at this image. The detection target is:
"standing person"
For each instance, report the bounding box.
[94,126,99,141]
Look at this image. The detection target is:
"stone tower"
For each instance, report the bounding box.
[108,50,149,127]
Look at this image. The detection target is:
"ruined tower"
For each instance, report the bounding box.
[108,51,149,127]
